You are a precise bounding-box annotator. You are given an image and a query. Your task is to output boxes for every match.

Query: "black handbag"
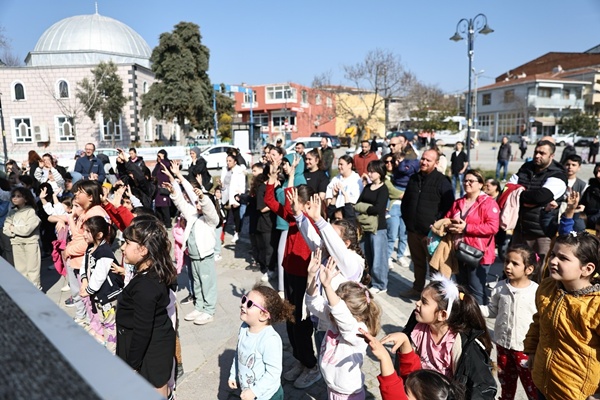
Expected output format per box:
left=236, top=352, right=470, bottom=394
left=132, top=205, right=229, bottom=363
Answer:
left=455, top=242, right=484, bottom=270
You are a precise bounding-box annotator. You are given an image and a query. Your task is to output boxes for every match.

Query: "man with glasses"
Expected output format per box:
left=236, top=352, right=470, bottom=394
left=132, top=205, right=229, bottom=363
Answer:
left=74, top=143, right=105, bottom=183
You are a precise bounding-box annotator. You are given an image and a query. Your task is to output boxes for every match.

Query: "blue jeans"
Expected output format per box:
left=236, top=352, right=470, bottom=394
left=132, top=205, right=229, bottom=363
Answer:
left=362, top=229, right=389, bottom=290
left=496, top=160, right=509, bottom=180
left=386, top=202, right=407, bottom=260
left=452, top=173, right=464, bottom=197
left=456, top=262, right=490, bottom=305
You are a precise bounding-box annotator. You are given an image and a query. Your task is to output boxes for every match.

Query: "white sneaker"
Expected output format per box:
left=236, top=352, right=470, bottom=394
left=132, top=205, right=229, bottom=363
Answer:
left=398, top=256, right=411, bottom=268
left=193, top=313, right=214, bottom=325
left=60, top=284, right=71, bottom=292
left=294, top=366, right=322, bottom=389
left=283, top=360, right=304, bottom=382
left=370, top=288, right=388, bottom=295
left=231, top=233, right=239, bottom=243
left=214, top=254, right=222, bottom=261
left=184, top=310, right=203, bottom=321
left=261, top=272, right=269, bottom=282
left=388, top=258, right=394, bottom=270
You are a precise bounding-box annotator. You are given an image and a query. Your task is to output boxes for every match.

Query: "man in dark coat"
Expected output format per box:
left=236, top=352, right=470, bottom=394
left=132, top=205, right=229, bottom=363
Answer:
left=400, top=149, right=454, bottom=298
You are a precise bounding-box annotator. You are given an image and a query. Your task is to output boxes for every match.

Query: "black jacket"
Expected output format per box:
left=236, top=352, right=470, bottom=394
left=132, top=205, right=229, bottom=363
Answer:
left=497, top=143, right=512, bottom=161
left=400, top=313, right=497, bottom=400
left=401, top=170, right=454, bottom=235
left=581, top=178, right=600, bottom=229
left=515, top=160, right=567, bottom=237
left=187, top=156, right=213, bottom=191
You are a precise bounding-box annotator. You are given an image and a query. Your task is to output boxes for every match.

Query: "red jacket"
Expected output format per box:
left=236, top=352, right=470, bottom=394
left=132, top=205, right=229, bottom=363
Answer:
left=445, top=193, right=500, bottom=265
left=353, top=151, right=379, bottom=177
left=377, top=350, right=421, bottom=400
left=264, top=184, right=316, bottom=277
left=102, top=202, right=134, bottom=232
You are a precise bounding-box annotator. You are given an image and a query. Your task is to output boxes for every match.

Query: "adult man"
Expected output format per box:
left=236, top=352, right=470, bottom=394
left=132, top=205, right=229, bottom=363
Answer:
left=74, top=143, right=105, bottom=182
left=401, top=149, right=454, bottom=298
left=496, top=136, right=512, bottom=181
left=390, top=134, right=418, bottom=160
left=353, top=140, right=379, bottom=176
left=294, top=142, right=307, bottom=169
left=319, top=137, right=334, bottom=177
left=508, top=140, right=567, bottom=259
left=450, top=142, right=468, bottom=197
left=558, top=142, right=576, bottom=165
left=128, top=148, right=145, bottom=169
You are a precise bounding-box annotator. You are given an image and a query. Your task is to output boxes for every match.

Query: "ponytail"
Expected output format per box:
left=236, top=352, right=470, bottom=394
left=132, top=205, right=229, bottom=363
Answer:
left=447, top=289, right=493, bottom=355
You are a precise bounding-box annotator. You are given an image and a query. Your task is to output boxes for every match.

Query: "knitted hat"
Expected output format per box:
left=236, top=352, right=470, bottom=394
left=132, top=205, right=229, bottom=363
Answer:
left=191, top=147, right=201, bottom=157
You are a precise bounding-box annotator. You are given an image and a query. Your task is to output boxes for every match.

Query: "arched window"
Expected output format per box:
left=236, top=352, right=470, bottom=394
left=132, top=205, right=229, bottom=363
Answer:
left=58, top=80, right=69, bottom=98
left=143, top=81, right=148, bottom=94
left=14, top=83, right=25, bottom=100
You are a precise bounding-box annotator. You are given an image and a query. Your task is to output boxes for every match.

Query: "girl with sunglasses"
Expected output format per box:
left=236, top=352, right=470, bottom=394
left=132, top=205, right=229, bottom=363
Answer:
left=228, top=284, right=295, bottom=400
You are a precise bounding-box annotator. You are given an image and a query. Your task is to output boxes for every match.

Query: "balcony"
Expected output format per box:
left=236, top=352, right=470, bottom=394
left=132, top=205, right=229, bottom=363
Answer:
left=527, top=96, right=585, bottom=110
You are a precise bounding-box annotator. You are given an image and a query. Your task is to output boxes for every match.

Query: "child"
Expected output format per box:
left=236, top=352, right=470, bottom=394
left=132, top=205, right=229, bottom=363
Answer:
left=116, top=216, right=177, bottom=398
left=163, top=161, right=220, bottom=326
left=382, top=274, right=497, bottom=399
left=360, top=327, right=464, bottom=400
left=79, top=216, right=124, bottom=353
left=563, top=154, right=586, bottom=196
left=228, top=284, right=295, bottom=400
left=305, top=257, right=381, bottom=399
left=524, top=232, right=600, bottom=400
left=3, top=187, right=41, bottom=288
left=480, top=245, right=539, bottom=400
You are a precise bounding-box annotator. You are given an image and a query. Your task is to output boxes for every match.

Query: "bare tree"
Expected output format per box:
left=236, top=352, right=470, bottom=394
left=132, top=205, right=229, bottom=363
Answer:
left=1, top=49, right=22, bottom=66
left=316, top=49, right=414, bottom=148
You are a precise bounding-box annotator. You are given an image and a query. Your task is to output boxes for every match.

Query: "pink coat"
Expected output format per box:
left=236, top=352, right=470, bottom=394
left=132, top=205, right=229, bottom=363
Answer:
left=445, top=193, right=500, bottom=265
left=172, top=222, right=185, bottom=274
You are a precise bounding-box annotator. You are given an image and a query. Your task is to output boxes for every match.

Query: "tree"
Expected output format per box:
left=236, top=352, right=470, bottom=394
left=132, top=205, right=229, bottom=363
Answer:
left=407, top=82, right=458, bottom=131
left=0, top=26, right=22, bottom=66
left=141, top=22, right=213, bottom=139
left=316, top=48, right=414, bottom=148
left=215, top=90, right=235, bottom=139
left=76, top=61, right=128, bottom=146
left=560, top=111, right=599, bottom=137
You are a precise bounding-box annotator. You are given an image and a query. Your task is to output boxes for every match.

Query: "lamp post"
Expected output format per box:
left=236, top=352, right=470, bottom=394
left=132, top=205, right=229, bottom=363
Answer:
left=0, top=92, right=7, bottom=170
left=450, top=13, right=493, bottom=164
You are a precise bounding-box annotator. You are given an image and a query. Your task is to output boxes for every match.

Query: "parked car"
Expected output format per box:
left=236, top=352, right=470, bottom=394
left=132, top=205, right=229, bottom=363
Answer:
left=286, top=137, right=325, bottom=154
left=552, top=132, right=575, bottom=146
left=387, top=130, right=417, bottom=142
left=95, top=148, right=120, bottom=170
left=574, top=136, right=596, bottom=147
left=310, top=132, right=341, bottom=148
left=182, top=144, right=252, bottom=170
left=435, top=129, right=480, bottom=147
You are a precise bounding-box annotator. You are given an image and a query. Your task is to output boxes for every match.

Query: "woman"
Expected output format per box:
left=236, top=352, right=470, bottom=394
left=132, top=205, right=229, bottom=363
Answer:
left=151, top=149, right=173, bottom=228
left=355, top=160, right=389, bottom=293
left=325, top=155, right=363, bottom=210
left=483, top=178, right=502, bottom=201
left=187, top=147, right=212, bottom=190
left=220, top=154, right=246, bottom=243
left=445, top=169, right=499, bottom=305
left=24, top=150, right=42, bottom=177
left=383, top=154, right=407, bottom=269
left=580, top=163, right=600, bottom=229
left=303, top=149, right=329, bottom=200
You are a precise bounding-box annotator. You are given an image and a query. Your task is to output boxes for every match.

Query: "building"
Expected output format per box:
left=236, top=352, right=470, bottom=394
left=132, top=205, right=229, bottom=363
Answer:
left=232, top=83, right=336, bottom=143
left=0, top=12, right=178, bottom=163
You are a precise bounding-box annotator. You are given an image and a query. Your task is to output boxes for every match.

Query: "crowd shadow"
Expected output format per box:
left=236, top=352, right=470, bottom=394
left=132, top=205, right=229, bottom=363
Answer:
left=217, top=349, right=237, bottom=399
left=40, top=256, right=63, bottom=294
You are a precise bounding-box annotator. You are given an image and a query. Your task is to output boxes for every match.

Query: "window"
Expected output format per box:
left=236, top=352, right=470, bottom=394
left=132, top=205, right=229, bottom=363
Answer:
left=315, top=94, right=322, bottom=105
left=58, top=80, right=69, bottom=98
left=326, top=97, right=332, bottom=107
left=503, top=90, right=514, bottom=103
left=497, top=112, right=523, bottom=136
left=538, top=88, right=551, bottom=98
left=13, top=117, right=32, bottom=143
left=265, top=85, right=296, bottom=103
left=562, top=89, right=571, bottom=99
left=243, top=90, right=255, bottom=104
left=56, top=116, right=75, bottom=142
left=143, top=81, right=148, bottom=94
left=144, top=119, right=153, bottom=141
left=301, top=90, right=308, bottom=104
left=13, top=82, right=25, bottom=101
left=100, top=115, right=122, bottom=141
left=482, top=93, right=491, bottom=105
left=272, top=116, right=296, bottom=127
left=251, top=113, right=269, bottom=127
left=155, top=124, right=164, bottom=140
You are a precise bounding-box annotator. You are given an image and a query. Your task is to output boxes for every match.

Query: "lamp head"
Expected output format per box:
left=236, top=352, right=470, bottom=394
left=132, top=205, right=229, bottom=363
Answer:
left=449, top=32, right=464, bottom=42
left=479, top=24, right=494, bottom=35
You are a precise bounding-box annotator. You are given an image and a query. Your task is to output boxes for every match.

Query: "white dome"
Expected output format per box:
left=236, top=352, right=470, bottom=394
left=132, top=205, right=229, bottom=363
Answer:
left=26, top=14, right=151, bottom=67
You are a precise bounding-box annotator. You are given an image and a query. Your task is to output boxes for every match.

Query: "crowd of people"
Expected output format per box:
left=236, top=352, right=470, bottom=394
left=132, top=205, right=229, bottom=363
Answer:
left=3, top=134, right=600, bottom=400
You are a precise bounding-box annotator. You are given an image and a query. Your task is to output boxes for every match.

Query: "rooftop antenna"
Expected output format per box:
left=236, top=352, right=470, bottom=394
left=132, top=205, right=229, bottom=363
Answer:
left=95, top=1, right=98, bottom=14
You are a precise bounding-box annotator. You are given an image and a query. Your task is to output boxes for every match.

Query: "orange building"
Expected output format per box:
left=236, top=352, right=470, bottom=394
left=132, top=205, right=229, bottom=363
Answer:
left=231, top=83, right=336, bottom=143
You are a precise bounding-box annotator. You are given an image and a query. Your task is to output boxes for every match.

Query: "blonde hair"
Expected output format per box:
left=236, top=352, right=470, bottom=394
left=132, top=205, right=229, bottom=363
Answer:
left=336, top=281, right=381, bottom=336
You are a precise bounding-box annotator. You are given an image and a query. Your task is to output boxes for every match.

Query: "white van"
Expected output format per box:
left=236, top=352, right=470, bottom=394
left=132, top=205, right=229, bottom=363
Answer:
left=285, top=137, right=325, bottom=154
left=435, top=129, right=480, bottom=147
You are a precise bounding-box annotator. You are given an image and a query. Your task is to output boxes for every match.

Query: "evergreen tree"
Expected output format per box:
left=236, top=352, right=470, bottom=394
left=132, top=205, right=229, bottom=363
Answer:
left=141, top=22, right=214, bottom=138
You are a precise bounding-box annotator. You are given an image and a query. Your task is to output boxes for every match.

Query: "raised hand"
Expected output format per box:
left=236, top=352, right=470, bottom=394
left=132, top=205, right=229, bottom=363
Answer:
left=319, top=257, right=339, bottom=288
left=162, top=182, right=174, bottom=194
left=160, top=161, right=175, bottom=182
left=306, top=194, right=322, bottom=222
left=193, top=187, right=204, bottom=200
left=286, top=187, right=301, bottom=216
left=291, top=154, right=301, bottom=170
left=170, top=160, right=182, bottom=177
left=380, top=331, right=411, bottom=353
left=39, top=186, right=48, bottom=200
left=307, top=247, right=322, bottom=277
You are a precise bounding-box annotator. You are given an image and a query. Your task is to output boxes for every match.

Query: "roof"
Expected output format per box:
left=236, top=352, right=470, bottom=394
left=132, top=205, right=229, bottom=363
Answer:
left=478, top=71, right=590, bottom=92
left=25, top=13, right=151, bottom=68
left=495, top=52, right=600, bottom=82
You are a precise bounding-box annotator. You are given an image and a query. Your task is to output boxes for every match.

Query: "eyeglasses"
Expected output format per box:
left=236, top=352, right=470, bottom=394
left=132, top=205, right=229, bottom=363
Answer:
left=385, top=160, right=393, bottom=164
left=389, top=144, right=397, bottom=147
left=463, top=179, right=480, bottom=185
left=241, top=295, right=269, bottom=314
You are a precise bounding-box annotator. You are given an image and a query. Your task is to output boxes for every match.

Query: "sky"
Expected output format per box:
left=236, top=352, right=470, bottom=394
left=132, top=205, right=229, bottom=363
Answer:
left=1, top=0, right=600, bottom=95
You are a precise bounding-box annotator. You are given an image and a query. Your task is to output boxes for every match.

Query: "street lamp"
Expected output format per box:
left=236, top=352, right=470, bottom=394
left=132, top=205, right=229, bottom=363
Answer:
left=0, top=92, right=7, bottom=171
left=450, top=13, right=494, bottom=164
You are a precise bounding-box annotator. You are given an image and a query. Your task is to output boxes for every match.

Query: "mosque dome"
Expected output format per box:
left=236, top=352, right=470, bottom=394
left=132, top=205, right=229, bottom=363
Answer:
left=26, top=13, right=151, bottom=68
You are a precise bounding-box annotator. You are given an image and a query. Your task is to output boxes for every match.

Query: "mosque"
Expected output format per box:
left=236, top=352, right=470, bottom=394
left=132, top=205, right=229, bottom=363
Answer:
left=0, top=10, right=178, bottom=162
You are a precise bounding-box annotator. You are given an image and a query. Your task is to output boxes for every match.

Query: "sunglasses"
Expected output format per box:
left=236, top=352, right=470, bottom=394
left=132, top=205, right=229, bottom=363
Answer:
left=241, top=295, right=269, bottom=314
